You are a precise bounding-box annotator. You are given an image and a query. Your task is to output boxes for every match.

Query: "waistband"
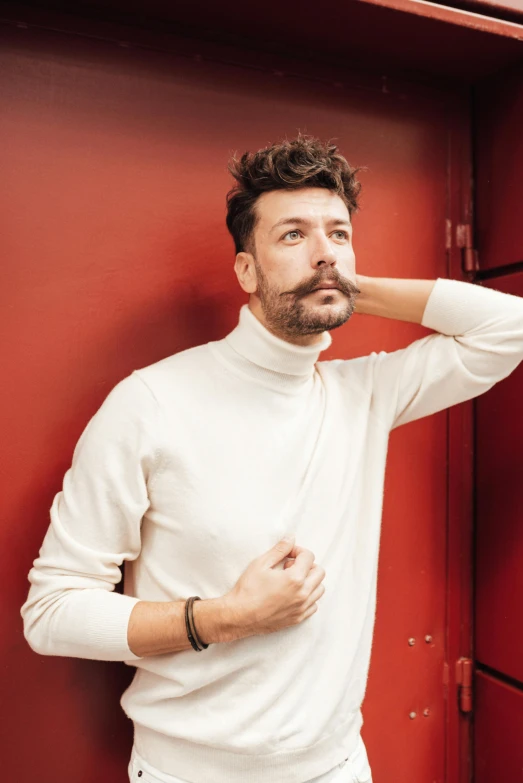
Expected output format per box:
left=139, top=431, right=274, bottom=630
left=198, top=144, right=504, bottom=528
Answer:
left=132, top=710, right=364, bottom=783
left=130, top=738, right=373, bottom=783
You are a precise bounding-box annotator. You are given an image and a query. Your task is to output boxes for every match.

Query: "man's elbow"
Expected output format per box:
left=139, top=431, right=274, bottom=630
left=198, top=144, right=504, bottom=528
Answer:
left=20, top=596, right=62, bottom=657
left=21, top=607, right=56, bottom=655
left=22, top=616, right=54, bottom=656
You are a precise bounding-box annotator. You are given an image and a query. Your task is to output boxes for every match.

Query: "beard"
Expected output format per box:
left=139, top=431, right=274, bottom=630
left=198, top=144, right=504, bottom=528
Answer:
left=253, top=259, right=361, bottom=338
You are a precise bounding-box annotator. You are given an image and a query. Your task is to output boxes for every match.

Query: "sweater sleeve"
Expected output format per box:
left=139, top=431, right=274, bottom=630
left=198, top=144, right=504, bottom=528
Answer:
left=20, top=370, right=161, bottom=662
left=371, top=278, right=523, bottom=431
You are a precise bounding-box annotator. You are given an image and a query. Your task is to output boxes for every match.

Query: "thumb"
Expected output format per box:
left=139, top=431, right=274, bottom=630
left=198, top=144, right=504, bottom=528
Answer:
left=261, top=535, right=295, bottom=568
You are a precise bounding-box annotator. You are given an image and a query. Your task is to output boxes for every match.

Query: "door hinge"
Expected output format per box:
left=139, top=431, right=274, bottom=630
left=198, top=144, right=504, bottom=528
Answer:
left=456, top=657, right=474, bottom=714
left=456, top=224, right=479, bottom=274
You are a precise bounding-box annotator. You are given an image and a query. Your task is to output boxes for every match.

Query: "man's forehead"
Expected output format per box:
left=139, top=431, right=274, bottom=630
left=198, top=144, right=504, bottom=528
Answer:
left=256, top=188, right=350, bottom=229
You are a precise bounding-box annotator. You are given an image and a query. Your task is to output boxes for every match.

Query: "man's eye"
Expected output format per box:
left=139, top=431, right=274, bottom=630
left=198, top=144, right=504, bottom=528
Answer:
left=283, top=230, right=349, bottom=241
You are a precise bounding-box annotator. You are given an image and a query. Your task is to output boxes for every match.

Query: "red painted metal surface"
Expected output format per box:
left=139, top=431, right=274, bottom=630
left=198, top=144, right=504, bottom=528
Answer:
left=475, top=271, right=523, bottom=684
left=1, top=0, right=522, bottom=82
left=466, top=0, right=523, bottom=13
left=435, top=0, right=523, bottom=23
left=446, top=144, right=476, bottom=782
left=475, top=63, right=523, bottom=271
left=443, top=93, right=476, bottom=783
left=474, top=671, right=523, bottom=783
left=0, top=10, right=481, bottom=783
left=456, top=659, right=474, bottom=713
left=360, top=0, right=523, bottom=34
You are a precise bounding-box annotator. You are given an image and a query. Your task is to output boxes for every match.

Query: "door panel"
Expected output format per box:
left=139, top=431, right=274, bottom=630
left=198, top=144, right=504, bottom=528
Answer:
left=474, top=671, right=523, bottom=783
left=475, top=272, right=523, bottom=683
left=475, top=64, right=523, bottom=271
left=1, top=21, right=459, bottom=783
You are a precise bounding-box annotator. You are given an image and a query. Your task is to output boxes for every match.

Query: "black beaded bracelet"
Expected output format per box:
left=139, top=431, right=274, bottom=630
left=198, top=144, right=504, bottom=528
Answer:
left=185, top=596, right=209, bottom=651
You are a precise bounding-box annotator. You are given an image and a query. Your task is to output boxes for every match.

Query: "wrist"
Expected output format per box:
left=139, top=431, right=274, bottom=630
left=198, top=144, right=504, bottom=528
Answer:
left=353, top=274, right=370, bottom=313
left=191, top=595, right=246, bottom=645
left=353, top=275, right=434, bottom=323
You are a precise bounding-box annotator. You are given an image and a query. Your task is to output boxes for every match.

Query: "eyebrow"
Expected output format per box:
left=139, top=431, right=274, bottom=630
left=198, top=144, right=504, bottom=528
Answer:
left=270, top=216, right=352, bottom=234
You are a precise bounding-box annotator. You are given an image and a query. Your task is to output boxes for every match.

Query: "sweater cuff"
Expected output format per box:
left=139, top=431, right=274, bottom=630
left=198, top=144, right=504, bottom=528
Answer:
left=421, top=277, right=481, bottom=336
left=84, top=590, right=143, bottom=661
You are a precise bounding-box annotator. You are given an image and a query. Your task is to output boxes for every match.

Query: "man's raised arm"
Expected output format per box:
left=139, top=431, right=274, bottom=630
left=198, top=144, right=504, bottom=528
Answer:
left=351, top=275, right=523, bottom=431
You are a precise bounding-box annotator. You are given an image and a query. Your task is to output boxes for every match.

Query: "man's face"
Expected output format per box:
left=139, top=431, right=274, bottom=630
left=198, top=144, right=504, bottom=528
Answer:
left=234, top=187, right=360, bottom=344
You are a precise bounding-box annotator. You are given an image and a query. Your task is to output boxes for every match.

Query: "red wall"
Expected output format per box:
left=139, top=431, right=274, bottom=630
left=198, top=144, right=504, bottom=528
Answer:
left=1, top=21, right=465, bottom=783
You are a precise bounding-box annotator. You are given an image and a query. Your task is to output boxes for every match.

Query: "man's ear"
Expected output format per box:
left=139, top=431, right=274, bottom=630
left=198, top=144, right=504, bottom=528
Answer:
left=234, top=251, right=257, bottom=294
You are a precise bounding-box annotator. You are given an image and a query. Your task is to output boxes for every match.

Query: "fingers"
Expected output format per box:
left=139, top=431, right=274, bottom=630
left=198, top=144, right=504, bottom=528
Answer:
left=303, top=563, right=326, bottom=590
left=287, top=544, right=308, bottom=559
left=262, top=536, right=297, bottom=569
left=302, top=580, right=326, bottom=610
left=289, top=548, right=316, bottom=581
left=283, top=545, right=313, bottom=572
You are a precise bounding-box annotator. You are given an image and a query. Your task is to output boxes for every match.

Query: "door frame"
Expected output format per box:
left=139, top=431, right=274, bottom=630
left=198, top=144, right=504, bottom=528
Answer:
left=446, top=90, right=476, bottom=783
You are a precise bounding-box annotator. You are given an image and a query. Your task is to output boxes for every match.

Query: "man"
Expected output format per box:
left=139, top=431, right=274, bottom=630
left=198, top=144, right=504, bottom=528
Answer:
left=21, top=133, right=523, bottom=783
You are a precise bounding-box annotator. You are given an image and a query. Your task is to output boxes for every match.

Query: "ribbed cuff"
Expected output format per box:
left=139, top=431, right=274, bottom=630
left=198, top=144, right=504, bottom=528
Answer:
left=421, top=277, right=483, bottom=336
left=84, top=590, right=143, bottom=661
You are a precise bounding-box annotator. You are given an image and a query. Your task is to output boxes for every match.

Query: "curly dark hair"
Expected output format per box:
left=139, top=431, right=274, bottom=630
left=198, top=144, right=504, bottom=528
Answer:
left=225, top=133, right=364, bottom=256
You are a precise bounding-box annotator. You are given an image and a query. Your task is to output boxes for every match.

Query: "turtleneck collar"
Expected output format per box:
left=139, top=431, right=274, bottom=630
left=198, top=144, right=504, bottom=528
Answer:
left=223, top=304, right=332, bottom=377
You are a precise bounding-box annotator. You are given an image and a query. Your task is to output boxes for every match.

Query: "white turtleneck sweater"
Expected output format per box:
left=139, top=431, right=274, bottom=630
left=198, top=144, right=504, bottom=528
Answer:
left=21, top=278, right=523, bottom=783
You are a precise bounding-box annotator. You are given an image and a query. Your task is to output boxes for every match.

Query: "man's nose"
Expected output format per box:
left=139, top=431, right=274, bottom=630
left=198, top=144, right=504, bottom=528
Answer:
left=310, top=235, right=337, bottom=268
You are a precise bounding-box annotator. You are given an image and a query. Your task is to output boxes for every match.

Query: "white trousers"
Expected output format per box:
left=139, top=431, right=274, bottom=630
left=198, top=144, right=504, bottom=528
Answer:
left=128, top=734, right=373, bottom=783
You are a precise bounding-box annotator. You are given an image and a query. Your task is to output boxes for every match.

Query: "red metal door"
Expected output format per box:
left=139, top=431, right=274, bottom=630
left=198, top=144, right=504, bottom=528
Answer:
left=474, top=272, right=523, bottom=783
left=472, top=58, right=523, bottom=782
left=475, top=63, right=523, bottom=272
left=1, top=18, right=471, bottom=783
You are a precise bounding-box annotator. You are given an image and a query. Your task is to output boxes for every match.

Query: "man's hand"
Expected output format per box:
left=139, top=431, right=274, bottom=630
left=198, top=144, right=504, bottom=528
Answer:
left=127, top=536, right=326, bottom=657
left=223, top=536, right=326, bottom=638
